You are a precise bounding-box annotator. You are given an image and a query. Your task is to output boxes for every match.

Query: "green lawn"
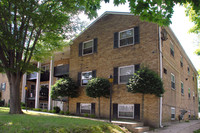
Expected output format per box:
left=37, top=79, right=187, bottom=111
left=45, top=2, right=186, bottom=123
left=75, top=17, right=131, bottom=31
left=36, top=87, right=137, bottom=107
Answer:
left=0, top=107, right=125, bottom=133
left=194, top=129, right=200, bottom=133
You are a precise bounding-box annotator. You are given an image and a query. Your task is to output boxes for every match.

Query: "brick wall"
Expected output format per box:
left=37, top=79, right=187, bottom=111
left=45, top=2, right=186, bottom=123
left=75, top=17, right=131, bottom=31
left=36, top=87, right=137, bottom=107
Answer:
left=69, top=14, right=160, bottom=127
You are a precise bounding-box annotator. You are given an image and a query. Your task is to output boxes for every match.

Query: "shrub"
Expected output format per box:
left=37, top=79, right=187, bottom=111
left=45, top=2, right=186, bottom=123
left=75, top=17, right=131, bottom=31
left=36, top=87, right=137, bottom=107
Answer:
left=59, top=111, right=64, bottom=115
left=90, top=114, right=96, bottom=118
left=52, top=110, right=56, bottom=113
left=42, top=109, right=47, bottom=112
left=83, top=113, right=89, bottom=117
left=33, top=108, right=42, bottom=111
left=53, top=106, right=60, bottom=113
left=21, top=107, right=26, bottom=109
left=48, top=110, right=53, bottom=113
left=21, top=102, right=25, bottom=107
left=64, top=111, right=70, bottom=115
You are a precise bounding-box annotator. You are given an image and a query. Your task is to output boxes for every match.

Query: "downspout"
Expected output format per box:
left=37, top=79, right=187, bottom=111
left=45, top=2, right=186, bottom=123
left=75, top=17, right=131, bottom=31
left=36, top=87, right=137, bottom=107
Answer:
left=159, top=26, right=163, bottom=128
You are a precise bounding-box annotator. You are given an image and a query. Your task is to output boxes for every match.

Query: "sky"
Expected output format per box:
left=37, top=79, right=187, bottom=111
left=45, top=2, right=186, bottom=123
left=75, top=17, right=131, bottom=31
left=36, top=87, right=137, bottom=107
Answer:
left=79, top=1, right=200, bottom=70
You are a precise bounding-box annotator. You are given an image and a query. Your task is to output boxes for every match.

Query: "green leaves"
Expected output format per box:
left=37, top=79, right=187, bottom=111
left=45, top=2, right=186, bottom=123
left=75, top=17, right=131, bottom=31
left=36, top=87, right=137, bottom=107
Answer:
left=127, top=67, right=164, bottom=97
left=51, top=76, right=79, bottom=100
left=85, top=78, right=110, bottom=98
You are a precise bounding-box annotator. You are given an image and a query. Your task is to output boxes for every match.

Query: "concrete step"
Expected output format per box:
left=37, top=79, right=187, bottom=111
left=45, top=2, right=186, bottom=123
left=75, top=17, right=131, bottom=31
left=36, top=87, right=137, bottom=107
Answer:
left=112, top=121, right=149, bottom=133
left=112, top=121, right=143, bottom=128
left=132, top=126, right=149, bottom=133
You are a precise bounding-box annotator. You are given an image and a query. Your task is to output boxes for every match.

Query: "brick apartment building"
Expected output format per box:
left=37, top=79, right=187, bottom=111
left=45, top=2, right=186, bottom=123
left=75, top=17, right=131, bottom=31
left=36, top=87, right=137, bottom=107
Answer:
left=0, top=12, right=199, bottom=127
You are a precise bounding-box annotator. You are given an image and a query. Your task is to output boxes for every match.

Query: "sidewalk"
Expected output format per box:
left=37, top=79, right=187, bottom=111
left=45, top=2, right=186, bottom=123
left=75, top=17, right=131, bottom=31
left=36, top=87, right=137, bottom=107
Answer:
left=149, top=120, right=200, bottom=133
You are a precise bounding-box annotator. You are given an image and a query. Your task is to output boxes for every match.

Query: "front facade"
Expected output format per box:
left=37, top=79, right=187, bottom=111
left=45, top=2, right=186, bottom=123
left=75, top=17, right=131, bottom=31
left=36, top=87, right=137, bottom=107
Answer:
left=0, top=12, right=198, bottom=127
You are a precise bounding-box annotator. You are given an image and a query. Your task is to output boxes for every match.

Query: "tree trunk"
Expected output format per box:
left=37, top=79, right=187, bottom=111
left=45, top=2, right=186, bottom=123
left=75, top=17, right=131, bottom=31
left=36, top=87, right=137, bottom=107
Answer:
left=98, top=97, right=100, bottom=118
left=142, top=93, right=144, bottom=121
left=67, top=96, right=69, bottom=112
left=8, top=73, right=23, bottom=114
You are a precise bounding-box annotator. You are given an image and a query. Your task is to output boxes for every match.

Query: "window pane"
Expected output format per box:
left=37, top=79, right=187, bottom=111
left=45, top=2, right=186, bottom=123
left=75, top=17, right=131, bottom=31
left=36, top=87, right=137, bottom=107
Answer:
left=120, top=37, right=133, bottom=46
left=84, top=41, right=93, bottom=49
left=118, top=104, right=134, bottom=118
left=171, top=74, right=174, bottom=82
left=83, top=47, right=92, bottom=55
left=82, top=72, right=92, bottom=79
left=119, top=112, right=133, bottom=117
left=120, top=66, right=134, bottom=76
left=120, top=75, right=132, bottom=83
left=81, top=104, right=91, bottom=114
left=120, top=29, right=133, bottom=39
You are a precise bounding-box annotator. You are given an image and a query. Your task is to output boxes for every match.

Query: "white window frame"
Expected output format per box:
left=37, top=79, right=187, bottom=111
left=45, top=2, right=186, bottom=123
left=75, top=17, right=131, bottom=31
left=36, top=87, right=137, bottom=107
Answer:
left=118, top=104, right=134, bottom=119
left=80, top=103, right=91, bottom=114
left=193, top=91, right=195, bottom=100
left=118, top=28, right=134, bottom=48
left=82, top=39, right=94, bottom=56
left=171, top=107, right=175, bottom=120
left=170, top=41, right=174, bottom=56
left=1, top=83, right=6, bottom=91
left=118, top=65, right=135, bottom=84
left=180, top=55, right=183, bottom=67
left=181, top=81, right=184, bottom=95
left=171, top=73, right=175, bottom=90
left=188, top=66, right=190, bottom=75
left=81, top=71, right=92, bottom=86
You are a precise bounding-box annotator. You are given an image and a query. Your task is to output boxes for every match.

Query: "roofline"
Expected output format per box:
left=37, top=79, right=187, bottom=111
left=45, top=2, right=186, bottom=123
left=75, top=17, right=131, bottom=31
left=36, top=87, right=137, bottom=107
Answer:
left=166, top=26, right=198, bottom=74
left=72, top=11, right=134, bottom=41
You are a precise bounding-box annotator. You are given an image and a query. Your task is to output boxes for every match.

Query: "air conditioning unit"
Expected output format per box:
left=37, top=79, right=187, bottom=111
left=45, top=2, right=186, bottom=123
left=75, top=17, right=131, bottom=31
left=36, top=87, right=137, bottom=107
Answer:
left=161, top=29, right=168, bottom=41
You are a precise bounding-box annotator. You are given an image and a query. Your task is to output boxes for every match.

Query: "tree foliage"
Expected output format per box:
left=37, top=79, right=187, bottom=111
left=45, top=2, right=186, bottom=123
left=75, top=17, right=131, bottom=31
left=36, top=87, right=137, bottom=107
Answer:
left=86, top=78, right=110, bottom=98
left=127, top=67, right=164, bottom=97
left=51, top=76, right=78, bottom=100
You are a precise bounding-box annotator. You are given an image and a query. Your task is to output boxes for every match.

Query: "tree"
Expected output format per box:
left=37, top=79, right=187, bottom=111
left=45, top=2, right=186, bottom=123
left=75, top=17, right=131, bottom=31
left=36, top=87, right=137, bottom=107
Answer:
left=127, top=67, right=164, bottom=120
left=85, top=78, right=110, bottom=117
left=51, top=76, right=78, bottom=111
left=0, top=0, right=110, bottom=114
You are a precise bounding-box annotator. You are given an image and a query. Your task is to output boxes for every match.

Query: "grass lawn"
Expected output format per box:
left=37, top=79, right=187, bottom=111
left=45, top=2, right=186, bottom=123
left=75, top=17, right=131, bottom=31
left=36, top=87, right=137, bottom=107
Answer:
left=0, top=107, right=125, bottom=133
left=194, top=129, right=200, bottom=133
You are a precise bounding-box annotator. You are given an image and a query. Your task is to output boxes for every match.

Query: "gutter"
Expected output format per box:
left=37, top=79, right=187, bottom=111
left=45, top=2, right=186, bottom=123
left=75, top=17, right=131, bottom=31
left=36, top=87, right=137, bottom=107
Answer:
left=159, top=26, right=163, bottom=128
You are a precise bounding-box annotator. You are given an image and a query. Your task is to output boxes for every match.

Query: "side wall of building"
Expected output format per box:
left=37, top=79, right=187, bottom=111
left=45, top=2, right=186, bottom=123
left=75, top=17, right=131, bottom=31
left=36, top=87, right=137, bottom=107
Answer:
left=162, top=27, right=199, bottom=122
left=0, top=73, right=10, bottom=106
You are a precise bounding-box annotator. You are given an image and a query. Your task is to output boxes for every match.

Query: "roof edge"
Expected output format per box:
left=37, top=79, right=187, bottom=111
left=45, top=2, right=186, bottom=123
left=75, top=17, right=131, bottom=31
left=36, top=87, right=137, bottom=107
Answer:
left=72, top=11, right=134, bottom=41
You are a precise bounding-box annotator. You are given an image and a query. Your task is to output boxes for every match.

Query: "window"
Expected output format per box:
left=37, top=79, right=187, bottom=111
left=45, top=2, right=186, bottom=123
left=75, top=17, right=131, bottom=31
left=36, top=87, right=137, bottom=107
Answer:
left=83, top=40, right=93, bottom=55
left=180, top=56, right=183, bottom=67
left=164, top=68, right=167, bottom=74
left=80, top=103, right=91, bottom=114
left=181, top=82, right=184, bottom=95
left=40, top=103, right=48, bottom=109
left=0, top=83, right=6, bottom=91
left=41, top=65, right=49, bottom=72
left=118, top=104, right=134, bottom=118
left=171, top=73, right=175, bottom=89
left=81, top=71, right=92, bottom=86
left=188, top=66, right=190, bottom=75
left=193, top=91, right=195, bottom=100
left=171, top=107, right=175, bottom=120
left=193, top=73, right=195, bottom=81
left=119, top=28, right=134, bottom=47
left=170, top=41, right=174, bottom=56
left=188, top=110, right=191, bottom=119
left=188, top=88, right=191, bottom=98
left=119, top=65, right=134, bottom=84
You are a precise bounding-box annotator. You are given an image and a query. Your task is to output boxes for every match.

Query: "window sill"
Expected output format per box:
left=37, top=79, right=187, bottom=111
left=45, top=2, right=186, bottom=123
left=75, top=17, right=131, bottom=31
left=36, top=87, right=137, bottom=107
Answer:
left=171, top=88, right=176, bottom=90
left=82, top=52, right=94, bottom=57
left=118, top=43, right=135, bottom=48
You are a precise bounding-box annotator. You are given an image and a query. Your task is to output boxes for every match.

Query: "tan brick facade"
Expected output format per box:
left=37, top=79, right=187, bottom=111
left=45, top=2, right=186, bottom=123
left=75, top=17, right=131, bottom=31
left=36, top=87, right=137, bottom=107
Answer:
left=69, top=13, right=198, bottom=127
left=0, top=73, right=10, bottom=106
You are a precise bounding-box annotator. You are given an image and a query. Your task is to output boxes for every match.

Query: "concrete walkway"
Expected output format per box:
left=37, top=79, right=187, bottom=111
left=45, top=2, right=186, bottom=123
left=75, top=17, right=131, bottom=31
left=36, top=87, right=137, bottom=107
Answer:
left=149, top=120, right=200, bottom=133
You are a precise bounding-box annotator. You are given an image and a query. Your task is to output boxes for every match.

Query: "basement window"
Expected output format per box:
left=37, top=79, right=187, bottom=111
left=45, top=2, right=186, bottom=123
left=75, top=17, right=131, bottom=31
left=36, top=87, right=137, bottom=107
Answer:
left=80, top=103, right=91, bottom=114
left=118, top=104, right=134, bottom=118
left=171, top=107, right=175, bottom=120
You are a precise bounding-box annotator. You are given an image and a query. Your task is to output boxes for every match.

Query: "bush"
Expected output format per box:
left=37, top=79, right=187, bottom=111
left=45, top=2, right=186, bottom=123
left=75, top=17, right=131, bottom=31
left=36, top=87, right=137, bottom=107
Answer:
left=90, top=114, right=96, bottom=118
left=52, top=110, right=57, bottom=113
left=83, top=113, right=89, bottom=117
left=42, top=109, right=47, bottom=112
left=53, top=106, right=60, bottom=113
left=48, top=110, right=53, bottom=113
left=21, top=102, right=25, bottom=107
left=21, top=106, right=26, bottom=109
left=59, top=111, right=64, bottom=115
left=64, top=111, right=70, bottom=115
left=33, top=108, right=42, bottom=111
